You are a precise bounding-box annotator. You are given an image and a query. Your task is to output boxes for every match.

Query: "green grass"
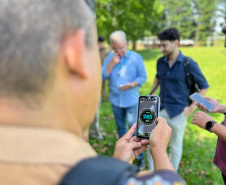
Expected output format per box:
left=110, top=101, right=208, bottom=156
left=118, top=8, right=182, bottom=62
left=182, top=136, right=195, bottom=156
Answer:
left=90, top=46, right=226, bottom=185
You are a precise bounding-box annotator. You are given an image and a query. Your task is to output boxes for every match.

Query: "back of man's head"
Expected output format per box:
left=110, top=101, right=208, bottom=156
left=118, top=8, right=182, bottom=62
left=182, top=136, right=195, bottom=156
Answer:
left=157, top=27, right=180, bottom=41
left=0, top=0, right=93, bottom=102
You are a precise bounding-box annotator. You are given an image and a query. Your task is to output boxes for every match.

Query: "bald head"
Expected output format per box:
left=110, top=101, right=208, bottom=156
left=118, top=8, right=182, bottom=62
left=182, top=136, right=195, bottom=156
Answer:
left=0, top=0, right=94, bottom=101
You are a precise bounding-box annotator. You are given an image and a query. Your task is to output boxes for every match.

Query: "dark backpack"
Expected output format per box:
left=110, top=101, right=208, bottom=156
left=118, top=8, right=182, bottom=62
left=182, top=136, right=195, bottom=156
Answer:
left=183, top=56, right=199, bottom=104
left=59, top=156, right=139, bottom=185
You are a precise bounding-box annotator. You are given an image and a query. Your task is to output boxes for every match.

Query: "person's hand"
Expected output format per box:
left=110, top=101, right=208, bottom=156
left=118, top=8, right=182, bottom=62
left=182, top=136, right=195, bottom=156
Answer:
left=149, top=117, right=171, bottom=152
left=183, top=106, right=193, bottom=118
left=194, top=97, right=220, bottom=113
left=192, top=111, right=213, bottom=129
left=113, top=123, right=149, bottom=164
left=110, top=53, right=120, bottom=66
left=118, top=82, right=134, bottom=91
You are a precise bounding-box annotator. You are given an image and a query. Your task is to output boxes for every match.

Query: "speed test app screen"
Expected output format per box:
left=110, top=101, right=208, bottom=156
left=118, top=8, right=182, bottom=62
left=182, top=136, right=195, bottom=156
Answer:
left=137, top=96, right=159, bottom=138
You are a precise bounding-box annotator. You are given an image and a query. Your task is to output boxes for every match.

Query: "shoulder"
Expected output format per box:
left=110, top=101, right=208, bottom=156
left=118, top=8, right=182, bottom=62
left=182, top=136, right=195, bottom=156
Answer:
left=127, top=170, right=186, bottom=185
left=157, top=56, right=165, bottom=62
left=157, top=56, right=166, bottom=66
left=128, top=51, right=144, bottom=65
left=130, top=51, right=143, bottom=59
left=184, top=56, right=199, bottom=69
left=60, top=156, right=139, bottom=185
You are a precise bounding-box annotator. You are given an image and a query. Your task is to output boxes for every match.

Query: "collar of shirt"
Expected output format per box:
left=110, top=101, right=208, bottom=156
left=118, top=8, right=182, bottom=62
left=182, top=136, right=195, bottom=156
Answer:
left=163, top=50, right=185, bottom=64
left=123, top=50, right=130, bottom=58
left=0, top=125, right=97, bottom=166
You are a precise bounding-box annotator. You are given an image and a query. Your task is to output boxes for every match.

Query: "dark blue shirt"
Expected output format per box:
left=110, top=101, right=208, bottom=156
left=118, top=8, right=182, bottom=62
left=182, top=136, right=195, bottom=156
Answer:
left=156, top=51, right=209, bottom=118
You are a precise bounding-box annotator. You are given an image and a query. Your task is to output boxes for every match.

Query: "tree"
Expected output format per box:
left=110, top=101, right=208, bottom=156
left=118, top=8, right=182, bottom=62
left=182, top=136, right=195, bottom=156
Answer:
left=192, top=0, right=217, bottom=45
left=96, top=0, right=161, bottom=50
left=217, top=0, right=226, bottom=26
left=158, top=0, right=217, bottom=45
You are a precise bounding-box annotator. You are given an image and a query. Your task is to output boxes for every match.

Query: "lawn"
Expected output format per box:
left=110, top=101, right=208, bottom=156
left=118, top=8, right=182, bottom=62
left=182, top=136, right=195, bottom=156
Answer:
left=90, top=46, right=226, bottom=185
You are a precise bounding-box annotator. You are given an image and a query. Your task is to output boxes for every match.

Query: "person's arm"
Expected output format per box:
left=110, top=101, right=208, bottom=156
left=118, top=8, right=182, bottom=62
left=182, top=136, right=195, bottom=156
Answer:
left=192, top=111, right=226, bottom=141
left=119, top=54, right=147, bottom=91
left=150, top=77, right=159, bottom=95
left=149, top=118, right=174, bottom=171
left=184, top=60, right=209, bottom=117
left=184, top=88, right=208, bottom=117
left=195, top=96, right=226, bottom=113
left=113, top=123, right=149, bottom=164
left=106, top=54, right=120, bottom=75
left=211, top=123, right=226, bottom=142
left=113, top=118, right=174, bottom=171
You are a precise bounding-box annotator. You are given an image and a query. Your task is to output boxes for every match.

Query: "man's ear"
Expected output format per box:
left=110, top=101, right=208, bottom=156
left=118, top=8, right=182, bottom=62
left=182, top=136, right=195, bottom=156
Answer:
left=63, top=29, right=88, bottom=79
left=175, top=40, right=179, bottom=47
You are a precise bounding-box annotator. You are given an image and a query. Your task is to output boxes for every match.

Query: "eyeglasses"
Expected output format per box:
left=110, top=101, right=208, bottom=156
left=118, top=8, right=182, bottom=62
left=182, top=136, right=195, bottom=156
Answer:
left=113, top=45, right=126, bottom=52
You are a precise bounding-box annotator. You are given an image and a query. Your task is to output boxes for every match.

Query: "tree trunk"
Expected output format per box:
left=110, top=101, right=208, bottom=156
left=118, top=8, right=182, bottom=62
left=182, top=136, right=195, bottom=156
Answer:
left=132, top=40, right=136, bottom=50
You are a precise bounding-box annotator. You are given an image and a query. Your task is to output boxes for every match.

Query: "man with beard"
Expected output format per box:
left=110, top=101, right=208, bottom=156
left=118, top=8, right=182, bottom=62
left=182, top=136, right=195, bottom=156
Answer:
left=147, top=27, right=209, bottom=171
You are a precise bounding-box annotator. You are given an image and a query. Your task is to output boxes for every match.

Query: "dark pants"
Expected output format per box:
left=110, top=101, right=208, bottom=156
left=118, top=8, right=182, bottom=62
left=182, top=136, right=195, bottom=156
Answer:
left=111, top=104, right=144, bottom=160
left=222, top=173, right=226, bottom=185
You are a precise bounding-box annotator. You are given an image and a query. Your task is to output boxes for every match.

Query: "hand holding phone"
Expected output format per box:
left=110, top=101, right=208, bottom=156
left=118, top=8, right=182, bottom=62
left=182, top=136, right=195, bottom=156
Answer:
left=190, top=93, right=215, bottom=112
left=136, top=96, right=160, bottom=139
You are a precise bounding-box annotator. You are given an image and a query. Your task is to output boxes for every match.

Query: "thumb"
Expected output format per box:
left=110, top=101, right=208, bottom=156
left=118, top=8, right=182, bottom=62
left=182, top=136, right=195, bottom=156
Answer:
left=128, top=141, right=142, bottom=150
left=134, top=145, right=148, bottom=156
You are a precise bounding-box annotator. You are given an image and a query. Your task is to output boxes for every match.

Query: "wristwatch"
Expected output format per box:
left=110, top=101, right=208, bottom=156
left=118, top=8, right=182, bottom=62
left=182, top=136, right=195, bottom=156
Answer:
left=205, top=120, right=216, bottom=132
left=224, top=111, right=226, bottom=117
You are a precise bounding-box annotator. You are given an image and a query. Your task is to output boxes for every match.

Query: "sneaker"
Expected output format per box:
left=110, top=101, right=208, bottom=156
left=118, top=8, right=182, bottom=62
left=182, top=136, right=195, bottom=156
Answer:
left=136, top=158, right=145, bottom=170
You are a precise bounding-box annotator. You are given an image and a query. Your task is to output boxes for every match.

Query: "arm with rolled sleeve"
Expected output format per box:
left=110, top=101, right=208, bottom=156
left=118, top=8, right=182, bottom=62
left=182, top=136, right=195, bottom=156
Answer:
left=190, top=61, right=209, bottom=91
left=102, top=53, right=114, bottom=81
left=184, top=60, right=209, bottom=117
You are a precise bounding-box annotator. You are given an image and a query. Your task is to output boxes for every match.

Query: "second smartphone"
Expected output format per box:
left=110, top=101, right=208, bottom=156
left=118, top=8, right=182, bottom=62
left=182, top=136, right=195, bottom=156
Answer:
left=136, top=95, right=160, bottom=140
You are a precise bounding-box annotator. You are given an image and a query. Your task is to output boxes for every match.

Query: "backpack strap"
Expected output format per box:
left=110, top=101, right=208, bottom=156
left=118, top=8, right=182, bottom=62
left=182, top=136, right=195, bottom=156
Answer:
left=183, top=56, right=192, bottom=89
left=59, top=156, right=139, bottom=185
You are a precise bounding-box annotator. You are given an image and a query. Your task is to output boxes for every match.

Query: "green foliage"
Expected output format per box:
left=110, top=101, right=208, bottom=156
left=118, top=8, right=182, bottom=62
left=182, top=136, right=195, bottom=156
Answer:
left=96, top=0, right=220, bottom=46
left=159, top=0, right=218, bottom=44
left=90, top=45, right=226, bottom=185
left=96, top=0, right=161, bottom=43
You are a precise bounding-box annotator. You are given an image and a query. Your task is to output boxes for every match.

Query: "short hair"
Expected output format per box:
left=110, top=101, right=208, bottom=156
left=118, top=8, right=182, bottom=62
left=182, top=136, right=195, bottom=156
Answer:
left=0, top=0, right=94, bottom=102
left=222, top=24, right=226, bottom=34
left=157, top=27, right=180, bottom=41
left=110, top=30, right=127, bottom=44
left=98, top=36, right=105, bottom=42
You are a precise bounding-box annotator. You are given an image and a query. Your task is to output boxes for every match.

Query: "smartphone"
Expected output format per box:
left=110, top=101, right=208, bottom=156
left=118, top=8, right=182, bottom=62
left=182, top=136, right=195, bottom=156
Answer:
left=136, top=95, right=160, bottom=140
left=190, top=92, right=215, bottom=112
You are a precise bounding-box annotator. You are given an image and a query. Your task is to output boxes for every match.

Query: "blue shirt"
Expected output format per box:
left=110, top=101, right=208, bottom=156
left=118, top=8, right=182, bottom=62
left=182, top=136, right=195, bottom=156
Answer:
left=156, top=51, right=209, bottom=118
left=102, top=50, right=147, bottom=108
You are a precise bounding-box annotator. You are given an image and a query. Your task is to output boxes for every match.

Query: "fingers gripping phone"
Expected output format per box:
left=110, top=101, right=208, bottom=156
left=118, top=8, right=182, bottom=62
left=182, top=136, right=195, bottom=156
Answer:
left=136, top=96, right=160, bottom=139
left=190, top=92, right=215, bottom=112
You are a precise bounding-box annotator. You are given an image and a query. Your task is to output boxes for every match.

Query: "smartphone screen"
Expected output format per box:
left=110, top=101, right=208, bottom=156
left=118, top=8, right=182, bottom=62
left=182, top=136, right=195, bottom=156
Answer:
left=190, top=93, right=215, bottom=112
left=136, top=96, right=160, bottom=139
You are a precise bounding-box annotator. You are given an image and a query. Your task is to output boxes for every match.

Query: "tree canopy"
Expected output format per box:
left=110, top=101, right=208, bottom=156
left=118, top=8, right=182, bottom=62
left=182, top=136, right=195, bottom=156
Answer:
left=96, top=0, right=220, bottom=48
